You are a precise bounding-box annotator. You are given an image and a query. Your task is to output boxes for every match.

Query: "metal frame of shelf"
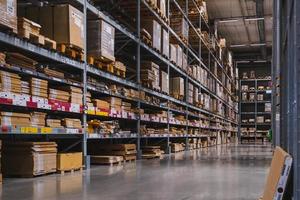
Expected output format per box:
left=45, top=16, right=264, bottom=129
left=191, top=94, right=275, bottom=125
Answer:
left=0, top=0, right=239, bottom=166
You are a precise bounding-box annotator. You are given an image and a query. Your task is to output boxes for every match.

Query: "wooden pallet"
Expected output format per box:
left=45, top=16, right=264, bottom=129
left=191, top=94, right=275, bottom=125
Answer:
left=90, top=156, right=124, bottom=166
left=142, top=81, right=161, bottom=92
left=124, top=155, right=137, bottom=162
left=5, top=170, right=57, bottom=178
left=57, top=44, right=84, bottom=61
left=141, top=35, right=152, bottom=47
left=44, top=37, right=57, bottom=50
left=0, top=24, right=17, bottom=34
left=18, top=29, right=45, bottom=46
left=172, top=94, right=184, bottom=101
left=57, top=167, right=83, bottom=175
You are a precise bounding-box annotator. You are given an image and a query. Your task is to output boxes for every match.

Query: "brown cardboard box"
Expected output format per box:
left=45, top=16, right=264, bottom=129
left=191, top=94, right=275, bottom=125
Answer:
left=170, top=17, right=189, bottom=41
left=62, top=118, right=82, bottom=129
left=103, top=97, right=122, bottom=107
left=261, top=147, right=292, bottom=200
left=2, top=142, right=57, bottom=177
left=170, top=44, right=177, bottom=63
left=161, top=29, right=169, bottom=58
left=157, top=0, right=166, bottom=18
left=57, top=152, right=82, bottom=171
left=175, top=45, right=183, bottom=68
left=182, top=53, right=187, bottom=71
left=88, top=19, right=115, bottom=62
left=171, top=77, right=184, bottom=97
left=141, top=20, right=161, bottom=51
left=0, top=0, right=17, bottom=33
left=24, top=4, right=84, bottom=49
left=160, top=70, right=169, bottom=94
left=93, top=99, right=110, bottom=110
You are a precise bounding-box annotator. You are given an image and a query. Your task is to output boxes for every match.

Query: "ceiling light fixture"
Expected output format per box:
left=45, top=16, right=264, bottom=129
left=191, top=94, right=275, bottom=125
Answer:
left=250, top=43, right=266, bottom=47
left=230, top=44, right=247, bottom=48
left=245, top=17, right=265, bottom=21
left=218, top=19, right=239, bottom=23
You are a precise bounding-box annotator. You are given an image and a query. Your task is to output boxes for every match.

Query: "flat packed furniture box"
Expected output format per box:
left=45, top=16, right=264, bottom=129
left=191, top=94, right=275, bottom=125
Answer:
left=57, top=152, right=82, bottom=171
left=22, top=4, right=84, bottom=49
left=0, top=0, right=17, bottom=33
left=141, top=19, right=161, bottom=51
left=2, top=142, right=57, bottom=177
left=88, top=19, right=115, bottom=62
left=261, top=147, right=292, bottom=200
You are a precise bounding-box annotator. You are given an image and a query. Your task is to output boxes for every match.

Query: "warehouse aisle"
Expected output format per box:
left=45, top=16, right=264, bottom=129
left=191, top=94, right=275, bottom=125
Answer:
left=0, top=144, right=272, bottom=200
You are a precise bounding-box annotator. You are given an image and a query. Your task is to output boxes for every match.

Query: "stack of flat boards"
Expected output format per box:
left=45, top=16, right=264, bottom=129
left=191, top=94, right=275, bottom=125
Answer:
left=142, top=146, right=162, bottom=159
left=89, top=144, right=137, bottom=161
left=2, top=142, right=57, bottom=177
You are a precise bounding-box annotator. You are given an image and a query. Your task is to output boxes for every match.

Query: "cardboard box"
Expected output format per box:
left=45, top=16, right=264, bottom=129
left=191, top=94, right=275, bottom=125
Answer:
left=161, top=29, right=169, bottom=58
left=2, top=142, right=57, bottom=177
left=0, top=0, right=17, bottom=33
left=88, top=19, right=115, bottom=62
left=170, top=44, right=177, bottom=63
left=157, top=0, right=166, bottom=18
left=170, top=17, right=189, bottom=41
left=171, top=77, right=184, bottom=97
left=57, top=152, right=82, bottom=171
left=93, top=99, right=110, bottom=110
left=261, top=147, right=292, bottom=200
left=175, top=45, right=183, bottom=68
left=182, top=53, right=187, bottom=71
left=142, top=20, right=161, bottom=51
left=24, top=4, right=84, bottom=49
left=160, top=70, right=169, bottom=94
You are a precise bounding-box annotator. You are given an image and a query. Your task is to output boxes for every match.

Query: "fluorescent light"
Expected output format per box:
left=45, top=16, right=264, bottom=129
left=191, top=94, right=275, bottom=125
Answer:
left=218, top=19, right=239, bottom=23
left=250, top=43, right=266, bottom=47
left=230, top=44, right=247, bottom=48
left=236, top=61, right=251, bottom=63
left=245, top=17, right=265, bottom=21
left=254, top=60, right=267, bottom=63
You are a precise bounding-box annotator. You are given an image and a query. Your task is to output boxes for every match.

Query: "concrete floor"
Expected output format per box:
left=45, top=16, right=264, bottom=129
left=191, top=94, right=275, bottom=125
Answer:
left=0, top=144, right=273, bottom=200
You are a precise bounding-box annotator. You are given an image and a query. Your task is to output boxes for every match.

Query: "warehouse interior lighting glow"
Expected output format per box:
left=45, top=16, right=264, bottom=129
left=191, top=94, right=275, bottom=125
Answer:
left=250, top=43, right=266, bottom=47
left=245, top=17, right=265, bottom=21
left=218, top=19, right=239, bottom=23
left=230, top=44, right=247, bottom=48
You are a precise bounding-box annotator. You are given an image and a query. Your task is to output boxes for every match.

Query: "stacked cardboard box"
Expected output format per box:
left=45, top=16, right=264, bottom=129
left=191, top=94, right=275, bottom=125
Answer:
left=30, top=78, right=48, bottom=98
left=93, top=99, right=110, bottom=112
left=0, top=52, right=5, bottom=65
left=0, top=0, right=17, bottom=33
left=141, top=61, right=160, bottom=91
left=142, top=146, right=162, bottom=159
left=161, top=29, right=169, bottom=58
left=62, top=118, right=82, bottom=129
left=46, top=119, right=62, bottom=128
left=187, top=83, right=193, bottom=104
left=170, top=143, right=185, bottom=153
left=121, top=102, right=131, bottom=113
left=170, top=16, right=189, bottom=41
left=21, top=80, right=30, bottom=94
left=103, top=97, right=122, bottom=112
left=30, top=112, right=46, bottom=127
left=175, top=45, right=183, bottom=68
left=194, top=87, right=199, bottom=105
left=42, top=67, right=65, bottom=79
left=49, top=88, right=70, bottom=102
left=23, top=4, right=84, bottom=49
left=65, top=86, right=82, bottom=105
left=0, top=71, right=21, bottom=93
left=182, top=53, right=187, bottom=72
left=170, top=44, right=177, bottom=63
left=157, top=0, right=166, bottom=18
left=141, top=19, right=161, bottom=51
left=88, top=144, right=137, bottom=161
left=170, top=77, right=185, bottom=98
left=160, top=70, right=169, bottom=94
left=57, top=152, right=82, bottom=171
left=5, top=53, right=37, bottom=71
left=0, top=112, right=31, bottom=126
left=88, top=19, right=115, bottom=62
left=2, top=142, right=57, bottom=177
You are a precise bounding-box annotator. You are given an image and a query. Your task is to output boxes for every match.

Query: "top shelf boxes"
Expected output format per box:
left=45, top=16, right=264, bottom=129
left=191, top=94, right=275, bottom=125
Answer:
left=0, top=0, right=17, bottom=33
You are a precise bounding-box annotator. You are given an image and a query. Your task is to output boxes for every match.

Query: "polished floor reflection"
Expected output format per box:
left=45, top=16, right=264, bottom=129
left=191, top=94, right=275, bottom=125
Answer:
left=0, top=144, right=273, bottom=200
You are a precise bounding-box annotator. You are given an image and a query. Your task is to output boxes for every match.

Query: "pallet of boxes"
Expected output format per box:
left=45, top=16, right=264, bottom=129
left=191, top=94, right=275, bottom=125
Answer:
left=2, top=142, right=57, bottom=177
left=89, top=144, right=137, bottom=165
left=88, top=19, right=126, bottom=78
left=20, top=4, right=85, bottom=60
left=141, top=61, right=160, bottom=91
left=0, top=0, right=17, bottom=33
left=142, top=146, right=162, bottom=159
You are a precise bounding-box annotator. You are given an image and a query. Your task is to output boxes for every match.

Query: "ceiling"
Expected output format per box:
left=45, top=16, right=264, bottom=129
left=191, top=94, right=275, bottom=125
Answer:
left=206, top=0, right=273, bottom=61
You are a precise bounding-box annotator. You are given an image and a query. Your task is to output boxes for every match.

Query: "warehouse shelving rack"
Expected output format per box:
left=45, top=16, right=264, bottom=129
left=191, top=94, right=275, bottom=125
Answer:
left=238, top=78, right=272, bottom=144
left=274, top=0, right=300, bottom=198
left=0, top=0, right=238, bottom=167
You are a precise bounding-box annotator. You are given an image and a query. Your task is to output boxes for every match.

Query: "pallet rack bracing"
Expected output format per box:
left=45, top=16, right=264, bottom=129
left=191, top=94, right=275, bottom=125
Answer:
left=0, top=0, right=238, bottom=167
